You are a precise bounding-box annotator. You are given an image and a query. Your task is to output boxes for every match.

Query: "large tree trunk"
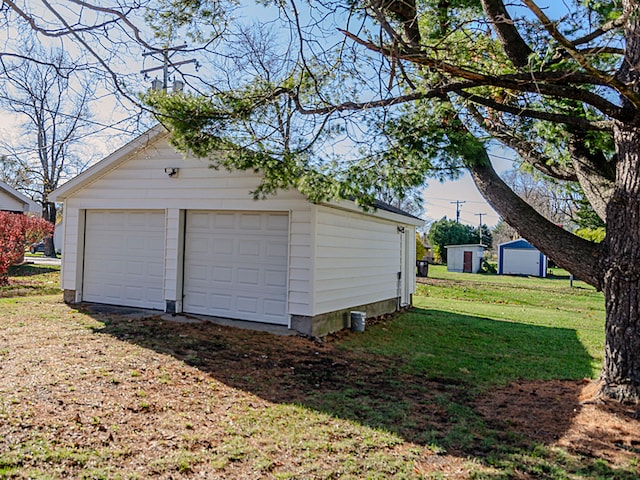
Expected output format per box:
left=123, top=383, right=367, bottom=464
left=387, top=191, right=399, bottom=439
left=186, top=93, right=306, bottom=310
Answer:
left=597, top=0, right=640, bottom=402
left=599, top=124, right=640, bottom=402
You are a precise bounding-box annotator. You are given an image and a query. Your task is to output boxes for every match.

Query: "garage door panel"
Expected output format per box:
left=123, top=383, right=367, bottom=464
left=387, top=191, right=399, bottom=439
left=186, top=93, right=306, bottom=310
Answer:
left=213, top=213, right=235, bottom=229
left=237, top=239, right=259, bottom=256
left=212, top=266, right=233, bottom=282
left=266, top=241, right=288, bottom=258
left=264, top=299, right=286, bottom=316
left=503, top=249, right=540, bottom=276
left=239, top=214, right=261, bottom=229
left=184, top=211, right=289, bottom=324
left=214, top=238, right=235, bottom=255
left=267, top=214, right=289, bottom=230
left=237, top=267, right=260, bottom=285
left=237, top=296, right=258, bottom=313
left=265, top=269, right=287, bottom=288
left=83, top=210, right=165, bottom=310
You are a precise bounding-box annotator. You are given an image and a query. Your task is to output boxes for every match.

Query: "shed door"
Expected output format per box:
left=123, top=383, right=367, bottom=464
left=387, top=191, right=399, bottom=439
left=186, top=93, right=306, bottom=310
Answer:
left=463, top=251, right=473, bottom=273
left=83, top=210, right=166, bottom=310
left=183, top=211, right=289, bottom=325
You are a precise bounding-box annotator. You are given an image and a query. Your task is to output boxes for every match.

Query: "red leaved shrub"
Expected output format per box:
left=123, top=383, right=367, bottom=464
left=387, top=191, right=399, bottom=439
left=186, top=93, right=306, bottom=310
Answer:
left=0, top=212, right=54, bottom=284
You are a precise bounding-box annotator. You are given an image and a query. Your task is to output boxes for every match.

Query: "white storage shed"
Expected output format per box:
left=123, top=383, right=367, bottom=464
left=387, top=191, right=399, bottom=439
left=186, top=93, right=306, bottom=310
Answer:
left=498, top=239, right=547, bottom=277
left=50, top=126, right=422, bottom=337
left=445, top=244, right=485, bottom=273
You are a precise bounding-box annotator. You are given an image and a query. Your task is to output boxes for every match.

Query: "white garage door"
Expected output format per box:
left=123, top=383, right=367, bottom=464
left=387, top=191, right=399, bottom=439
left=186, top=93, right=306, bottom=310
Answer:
left=503, top=249, right=541, bottom=276
left=83, top=210, right=165, bottom=310
left=183, top=211, right=289, bottom=325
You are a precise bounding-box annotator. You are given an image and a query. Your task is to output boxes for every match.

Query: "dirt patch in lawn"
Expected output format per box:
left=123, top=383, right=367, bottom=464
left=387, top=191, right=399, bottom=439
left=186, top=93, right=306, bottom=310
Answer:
left=1, top=299, right=638, bottom=478
left=476, top=379, right=640, bottom=468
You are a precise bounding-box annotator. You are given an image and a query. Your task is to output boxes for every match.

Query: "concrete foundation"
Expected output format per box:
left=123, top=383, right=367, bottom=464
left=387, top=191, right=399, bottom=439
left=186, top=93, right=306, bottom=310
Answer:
left=63, top=289, right=77, bottom=304
left=290, top=297, right=399, bottom=338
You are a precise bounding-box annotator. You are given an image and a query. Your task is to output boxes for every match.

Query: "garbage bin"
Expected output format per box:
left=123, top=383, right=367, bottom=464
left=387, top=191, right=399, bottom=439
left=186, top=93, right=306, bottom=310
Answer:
left=416, top=260, right=429, bottom=277
left=350, top=311, right=366, bottom=332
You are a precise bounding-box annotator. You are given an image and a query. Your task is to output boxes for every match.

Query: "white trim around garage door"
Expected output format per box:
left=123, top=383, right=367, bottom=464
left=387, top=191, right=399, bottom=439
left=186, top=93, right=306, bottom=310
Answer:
left=182, top=210, right=290, bottom=325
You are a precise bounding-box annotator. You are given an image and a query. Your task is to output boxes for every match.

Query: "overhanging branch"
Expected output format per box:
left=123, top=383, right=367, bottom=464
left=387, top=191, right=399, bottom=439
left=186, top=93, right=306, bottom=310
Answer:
left=458, top=91, right=614, bottom=131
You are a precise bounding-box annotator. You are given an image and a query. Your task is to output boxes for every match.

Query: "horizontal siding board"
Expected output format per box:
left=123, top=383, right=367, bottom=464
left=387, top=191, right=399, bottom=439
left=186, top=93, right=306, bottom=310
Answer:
left=312, top=205, right=402, bottom=315
left=0, top=193, right=24, bottom=211
left=314, top=266, right=397, bottom=280
left=60, top=208, right=81, bottom=291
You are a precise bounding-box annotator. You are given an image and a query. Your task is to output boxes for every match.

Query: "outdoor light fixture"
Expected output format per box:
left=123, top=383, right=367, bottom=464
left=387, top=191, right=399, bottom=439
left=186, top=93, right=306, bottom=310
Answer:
left=164, top=167, right=179, bottom=177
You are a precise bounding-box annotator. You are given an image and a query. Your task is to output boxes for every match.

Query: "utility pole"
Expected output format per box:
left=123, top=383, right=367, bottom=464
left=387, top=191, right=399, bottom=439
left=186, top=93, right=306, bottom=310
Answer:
left=140, top=44, right=197, bottom=92
left=475, top=212, right=487, bottom=244
left=450, top=200, right=466, bottom=223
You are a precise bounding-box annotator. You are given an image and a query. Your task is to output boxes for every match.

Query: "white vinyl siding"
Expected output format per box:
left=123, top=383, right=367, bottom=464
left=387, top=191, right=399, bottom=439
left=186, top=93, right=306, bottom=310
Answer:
left=312, top=206, right=402, bottom=315
left=59, top=207, right=83, bottom=293
left=82, top=210, right=165, bottom=310
left=0, top=191, right=25, bottom=212
left=183, top=211, right=289, bottom=324
left=163, top=209, right=184, bottom=307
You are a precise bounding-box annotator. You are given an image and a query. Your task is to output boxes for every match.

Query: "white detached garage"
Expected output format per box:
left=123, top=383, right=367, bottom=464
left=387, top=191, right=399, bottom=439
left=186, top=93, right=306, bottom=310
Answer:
left=50, top=126, right=422, bottom=337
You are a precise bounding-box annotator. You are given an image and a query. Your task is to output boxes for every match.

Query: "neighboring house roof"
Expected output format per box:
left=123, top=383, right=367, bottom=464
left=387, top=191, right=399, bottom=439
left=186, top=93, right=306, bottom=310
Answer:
left=0, top=180, right=38, bottom=212
left=51, top=125, right=423, bottom=226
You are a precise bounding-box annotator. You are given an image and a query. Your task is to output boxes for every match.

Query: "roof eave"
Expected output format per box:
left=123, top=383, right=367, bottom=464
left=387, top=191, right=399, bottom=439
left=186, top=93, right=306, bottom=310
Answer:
left=320, top=199, right=425, bottom=226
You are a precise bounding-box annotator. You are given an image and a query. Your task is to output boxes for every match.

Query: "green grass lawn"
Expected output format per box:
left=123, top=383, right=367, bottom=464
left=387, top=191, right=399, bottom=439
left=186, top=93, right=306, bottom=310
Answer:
left=0, top=263, right=61, bottom=298
left=2, top=263, right=636, bottom=480
left=344, top=265, right=605, bottom=389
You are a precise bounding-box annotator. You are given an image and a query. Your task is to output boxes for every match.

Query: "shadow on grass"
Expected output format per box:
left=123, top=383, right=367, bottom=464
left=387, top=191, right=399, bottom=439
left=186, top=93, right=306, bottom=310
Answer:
left=87, top=307, right=636, bottom=478
left=0, top=264, right=60, bottom=298
left=8, top=263, right=58, bottom=277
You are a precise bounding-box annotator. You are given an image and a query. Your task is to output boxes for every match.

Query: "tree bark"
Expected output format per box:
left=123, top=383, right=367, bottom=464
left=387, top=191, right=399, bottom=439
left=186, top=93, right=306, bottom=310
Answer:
left=599, top=123, right=640, bottom=402
left=42, top=201, right=56, bottom=257
left=569, top=133, right=615, bottom=222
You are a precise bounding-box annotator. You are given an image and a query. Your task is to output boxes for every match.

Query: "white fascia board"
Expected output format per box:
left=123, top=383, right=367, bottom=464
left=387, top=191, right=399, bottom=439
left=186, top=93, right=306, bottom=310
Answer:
left=319, top=199, right=424, bottom=226
left=50, top=125, right=168, bottom=202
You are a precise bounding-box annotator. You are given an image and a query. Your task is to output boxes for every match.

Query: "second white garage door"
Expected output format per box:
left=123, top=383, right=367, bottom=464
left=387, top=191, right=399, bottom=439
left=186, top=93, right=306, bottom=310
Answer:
left=83, top=210, right=166, bottom=310
left=183, top=211, right=289, bottom=324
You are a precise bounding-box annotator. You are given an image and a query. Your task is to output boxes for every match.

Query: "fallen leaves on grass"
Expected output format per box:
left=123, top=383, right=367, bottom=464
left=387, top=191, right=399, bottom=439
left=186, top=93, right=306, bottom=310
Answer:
left=1, top=297, right=638, bottom=479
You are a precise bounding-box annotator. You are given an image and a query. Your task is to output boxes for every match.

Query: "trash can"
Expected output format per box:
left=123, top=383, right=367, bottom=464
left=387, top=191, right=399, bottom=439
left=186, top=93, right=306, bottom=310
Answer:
left=416, top=260, right=429, bottom=277
left=350, top=311, right=366, bottom=332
